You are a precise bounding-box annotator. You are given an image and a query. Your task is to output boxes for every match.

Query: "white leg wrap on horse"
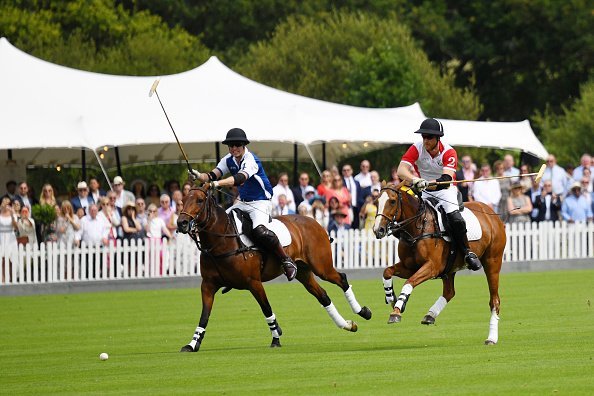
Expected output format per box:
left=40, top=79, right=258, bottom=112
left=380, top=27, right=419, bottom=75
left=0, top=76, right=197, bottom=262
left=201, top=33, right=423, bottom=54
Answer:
left=344, top=285, right=362, bottom=314
left=428, top=296, right=448, bottom=318
left=394, top=283, right=413, bottom=312
left=324, top=302, right=348, bottom=329
left=265, top=314, right=281, bottom=338
left=189, top=326, right=206, bottom=349
left=487, top=308, right=500, bottom=343
left=383, top=277, right=394, bottom=304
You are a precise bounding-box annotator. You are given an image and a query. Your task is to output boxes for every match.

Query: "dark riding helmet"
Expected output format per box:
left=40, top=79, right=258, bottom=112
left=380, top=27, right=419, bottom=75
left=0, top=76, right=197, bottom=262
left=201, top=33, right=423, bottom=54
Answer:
left=222, top=128, right=250, bottom=145
left=414, top=118, right=444, bottom=137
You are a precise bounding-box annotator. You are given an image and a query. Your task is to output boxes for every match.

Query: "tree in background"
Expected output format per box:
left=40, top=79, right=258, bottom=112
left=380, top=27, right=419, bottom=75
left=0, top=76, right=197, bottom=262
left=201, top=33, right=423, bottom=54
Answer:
left=535, top=79, right=594, bottom=166
left=0, top=0, right=210, bottom=75
left=395, top=0, right=593, bottom=122
left=236, top=11, right=480, bottom=120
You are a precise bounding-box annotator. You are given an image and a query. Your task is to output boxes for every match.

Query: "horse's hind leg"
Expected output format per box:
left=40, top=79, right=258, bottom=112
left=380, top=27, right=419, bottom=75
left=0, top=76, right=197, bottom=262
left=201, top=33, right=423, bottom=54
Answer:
left=421, top=273, right=456, bottom=325
left=484, top=259, right=502, bottom=345
left=180, top=280, right=218, bottom=352
left=297, top=269, right=357, bottom=332
left=315, top=267, right=371, bottom=320
left=247, top=279, right=283, bottom=347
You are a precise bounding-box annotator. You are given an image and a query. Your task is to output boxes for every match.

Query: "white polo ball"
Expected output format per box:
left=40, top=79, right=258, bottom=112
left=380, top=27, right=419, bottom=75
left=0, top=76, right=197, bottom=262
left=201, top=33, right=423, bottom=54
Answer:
left=99, top=352, right=109, bottom=361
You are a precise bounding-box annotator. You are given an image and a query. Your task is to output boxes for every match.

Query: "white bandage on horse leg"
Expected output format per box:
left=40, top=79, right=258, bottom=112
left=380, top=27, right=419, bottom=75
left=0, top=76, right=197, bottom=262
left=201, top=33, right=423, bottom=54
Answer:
left=394, top=283, right=413, bottom=312
left=265, top=313, right=281, bottom=338
left=383, top=277, right=394, bottom=304
left=428, top=296, right=448, bottom=318
left=324, top=302, right=348, bottom=329
left=487, top=308, right=500, bottom=344
left=189, top=326, right=205, bottom=349
left=344, top=285, right=362, bottom=314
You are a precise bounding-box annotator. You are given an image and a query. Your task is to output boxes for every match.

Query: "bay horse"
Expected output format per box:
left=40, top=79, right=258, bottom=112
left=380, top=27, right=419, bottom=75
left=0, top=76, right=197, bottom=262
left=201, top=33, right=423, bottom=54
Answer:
left=176, top=184, right=372, bottom=352
left=373, top=182, right=505, bottom=345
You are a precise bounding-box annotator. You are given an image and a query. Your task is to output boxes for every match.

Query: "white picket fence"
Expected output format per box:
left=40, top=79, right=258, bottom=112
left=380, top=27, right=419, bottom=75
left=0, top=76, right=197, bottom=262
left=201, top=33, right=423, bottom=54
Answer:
left=1, top=221, right=592, bottom=285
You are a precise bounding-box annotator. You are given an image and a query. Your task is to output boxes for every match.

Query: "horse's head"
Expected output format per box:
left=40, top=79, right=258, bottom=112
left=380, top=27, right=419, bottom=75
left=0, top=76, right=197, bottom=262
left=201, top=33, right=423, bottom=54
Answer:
left=373, top=181, right=417, bottom=239
left=177, top=183, right=213, bottom=234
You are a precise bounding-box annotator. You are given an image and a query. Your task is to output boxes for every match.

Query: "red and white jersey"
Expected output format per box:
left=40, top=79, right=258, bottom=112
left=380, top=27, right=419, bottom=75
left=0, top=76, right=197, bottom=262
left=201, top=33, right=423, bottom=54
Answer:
left=401, top=140, right=458, bottom=180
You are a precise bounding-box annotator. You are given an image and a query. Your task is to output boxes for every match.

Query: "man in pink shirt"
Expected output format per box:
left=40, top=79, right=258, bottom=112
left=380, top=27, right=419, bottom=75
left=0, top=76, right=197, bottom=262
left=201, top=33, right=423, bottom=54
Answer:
left=396, top=118, right=481, bottom=271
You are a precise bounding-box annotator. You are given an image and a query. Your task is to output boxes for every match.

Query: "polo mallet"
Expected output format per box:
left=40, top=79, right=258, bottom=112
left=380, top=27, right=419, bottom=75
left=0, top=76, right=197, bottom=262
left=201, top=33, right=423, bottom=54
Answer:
left=149, top=79, right=193, bottom=174
left=432, top=164, right=547, bottom=186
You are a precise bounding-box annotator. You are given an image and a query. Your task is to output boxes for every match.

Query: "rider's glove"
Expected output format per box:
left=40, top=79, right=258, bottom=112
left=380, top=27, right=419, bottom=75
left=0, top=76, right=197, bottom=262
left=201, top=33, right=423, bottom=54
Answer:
left=412, top=177, right=428, bottom=191
left=210, top=180, right=219, bottom=189
left=188, top=169, right=201, bottom=182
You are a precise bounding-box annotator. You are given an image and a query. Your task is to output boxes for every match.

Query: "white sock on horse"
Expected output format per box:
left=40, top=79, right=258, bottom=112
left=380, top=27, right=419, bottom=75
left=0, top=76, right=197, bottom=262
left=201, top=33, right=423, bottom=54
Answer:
left=394, top=283, right=413, bottom=312
left=344, top=285, right=362, bottom=314
left=265, top=313, right=281, bottom=338
left=383, top=277, right=394, bottom=304
left=487, top=308, right=500, bottom=344
left=428, top=296, right=448, bottom=318
left=323, top=302, right=348, bottom=329
left=189, top=326, right=205, bottom=349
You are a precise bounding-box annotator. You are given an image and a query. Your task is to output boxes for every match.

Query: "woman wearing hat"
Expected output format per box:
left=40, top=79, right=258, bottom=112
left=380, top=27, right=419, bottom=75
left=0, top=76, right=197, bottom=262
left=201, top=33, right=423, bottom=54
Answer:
left=397, top=118, right=481, bottom=271
left=506, top=181, right=532, bottom=224
left=121, top=201, right=144, bottom=240
left=189, top=128, right=297, bottom=281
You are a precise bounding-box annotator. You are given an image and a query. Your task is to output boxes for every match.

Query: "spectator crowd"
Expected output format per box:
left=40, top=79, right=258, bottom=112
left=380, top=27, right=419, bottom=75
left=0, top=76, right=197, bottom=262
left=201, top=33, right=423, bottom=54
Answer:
left=2, top=151, right=593, bottom=255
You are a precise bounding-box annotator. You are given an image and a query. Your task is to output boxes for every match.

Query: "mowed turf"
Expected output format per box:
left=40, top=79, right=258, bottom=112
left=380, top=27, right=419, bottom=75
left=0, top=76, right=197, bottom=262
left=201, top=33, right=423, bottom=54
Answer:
left=1, top=270, right=593, bottom=395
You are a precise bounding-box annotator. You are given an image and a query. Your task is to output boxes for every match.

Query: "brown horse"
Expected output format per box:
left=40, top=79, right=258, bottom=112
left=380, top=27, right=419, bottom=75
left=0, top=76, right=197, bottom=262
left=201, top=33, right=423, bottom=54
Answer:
left=176, top=185, right=372, bottom=352
left=373, top=182, right=505, bottom=345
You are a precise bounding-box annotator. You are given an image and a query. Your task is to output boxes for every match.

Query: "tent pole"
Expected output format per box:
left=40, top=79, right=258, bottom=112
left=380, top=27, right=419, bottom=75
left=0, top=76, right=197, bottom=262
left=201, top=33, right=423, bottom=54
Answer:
left=322, top=143, right=326, bottom=171
left=92, top=149, right=113, bottom=191
left=81, top=149, right=87, bottom=182
left=115, top=146, right=122, bottom=177
left=215, top=142, right=221, bottom=163
left=293, top=144, right=298, bottom=185
left=303, top=144, right=322, bottom=177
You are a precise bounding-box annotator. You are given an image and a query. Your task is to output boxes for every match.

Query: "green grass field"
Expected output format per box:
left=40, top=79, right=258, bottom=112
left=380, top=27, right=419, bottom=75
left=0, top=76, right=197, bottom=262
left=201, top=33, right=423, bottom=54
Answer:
left=1, top=270, right=593, bottom=395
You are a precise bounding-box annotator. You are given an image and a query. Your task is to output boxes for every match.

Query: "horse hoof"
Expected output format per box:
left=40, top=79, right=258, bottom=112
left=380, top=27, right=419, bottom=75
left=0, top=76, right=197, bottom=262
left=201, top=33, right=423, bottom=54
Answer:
left=484, top=339, right=497, bottom=346
left=180, top=344, right=197, bottom=352
left=388, top=313, right=401, bottom=324
left=344, top=320, right=358, bottom=332
left=358, top=306, right=372, bottom=320
left=421, top=315, right=435, bottom=325
left=270, top=338, right=282, bottom=348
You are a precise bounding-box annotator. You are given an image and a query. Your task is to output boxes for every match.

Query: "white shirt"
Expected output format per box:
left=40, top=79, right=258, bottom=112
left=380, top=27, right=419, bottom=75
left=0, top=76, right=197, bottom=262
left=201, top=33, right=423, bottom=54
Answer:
left=80, top=215, right=109, bottom=245
left=147, top=217, right=167, bottom=238
left=115, top=190, right=135, bottom=209
left=472, top=178, right=502, bottom=208
left=18, top=195, right=31, bottom=210
left=343, top=176, right=358, bottom=207
left=354, top=172, right=372, bottom=189
left=271, top=184, right=296, bottom=212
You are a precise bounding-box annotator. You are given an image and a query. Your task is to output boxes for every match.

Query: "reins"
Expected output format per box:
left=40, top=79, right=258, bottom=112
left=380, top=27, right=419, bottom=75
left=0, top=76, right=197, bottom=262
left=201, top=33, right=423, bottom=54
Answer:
left=182, top=187, right=255, bottom=260
left=377, top=185, right=443, bottom=245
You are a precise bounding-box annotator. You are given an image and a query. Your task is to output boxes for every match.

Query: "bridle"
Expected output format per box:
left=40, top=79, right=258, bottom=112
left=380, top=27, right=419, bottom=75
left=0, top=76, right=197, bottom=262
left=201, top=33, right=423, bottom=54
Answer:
left=180, top=187, right=213, bottom=234
left=375, top=184, right=431, bottom=242
left=180, top=186, right=253, bottom=260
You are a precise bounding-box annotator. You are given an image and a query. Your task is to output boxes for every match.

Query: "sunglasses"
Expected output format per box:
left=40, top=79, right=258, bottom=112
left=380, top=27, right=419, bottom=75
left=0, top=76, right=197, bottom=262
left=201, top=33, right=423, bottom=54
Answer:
left=421, top=134, right=435, bottom=140
left=227, top=142, right=243, bottom=148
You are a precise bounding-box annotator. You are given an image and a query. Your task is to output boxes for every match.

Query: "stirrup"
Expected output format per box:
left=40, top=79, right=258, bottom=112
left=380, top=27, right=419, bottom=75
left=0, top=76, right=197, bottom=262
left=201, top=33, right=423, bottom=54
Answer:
left=281, top=259, right=297, bottom=281
left=464, top=251, right=482, bottom=271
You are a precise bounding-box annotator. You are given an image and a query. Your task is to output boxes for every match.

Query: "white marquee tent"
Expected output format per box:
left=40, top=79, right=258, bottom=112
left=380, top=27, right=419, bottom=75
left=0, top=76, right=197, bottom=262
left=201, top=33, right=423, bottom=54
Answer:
left=0, top=37, right=547, bottom=186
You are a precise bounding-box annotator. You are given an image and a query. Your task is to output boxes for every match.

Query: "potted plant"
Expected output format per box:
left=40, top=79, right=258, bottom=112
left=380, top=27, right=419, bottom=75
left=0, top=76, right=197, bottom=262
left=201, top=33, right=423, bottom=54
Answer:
left=32, top=203, right=57, bottom=242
